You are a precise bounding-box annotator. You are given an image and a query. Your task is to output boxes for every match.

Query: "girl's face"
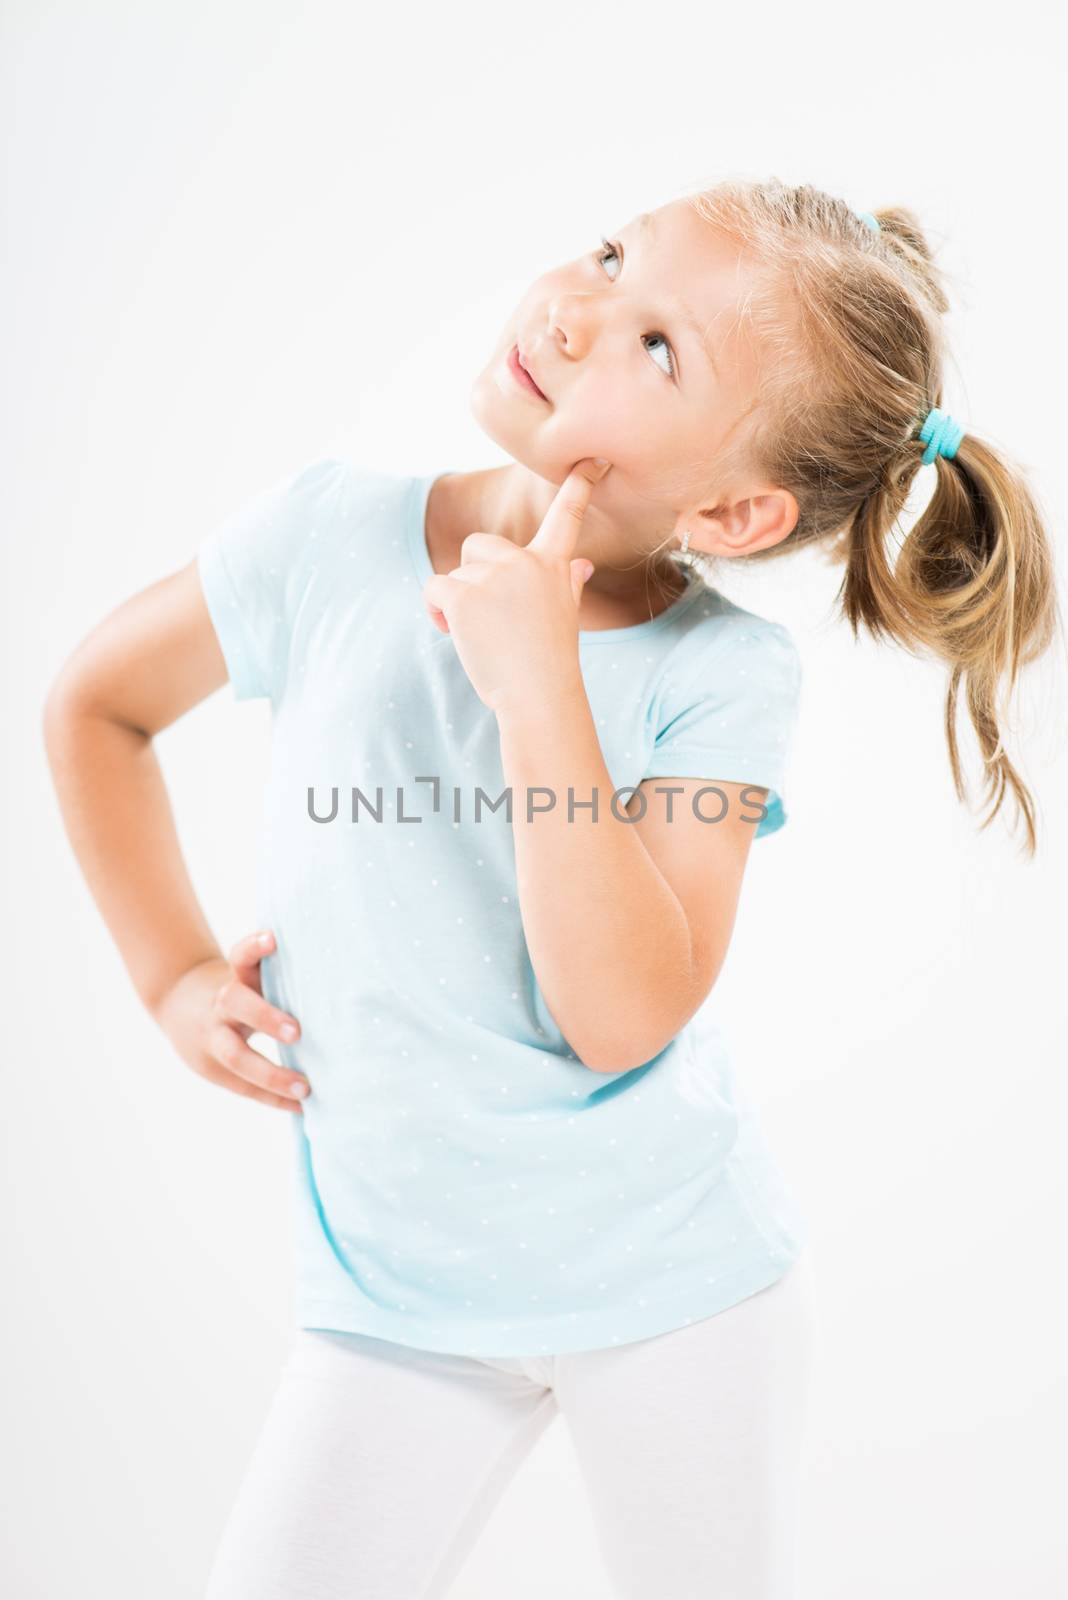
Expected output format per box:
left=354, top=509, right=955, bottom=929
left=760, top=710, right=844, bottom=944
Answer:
left=470, top=198, right=764, bottom=525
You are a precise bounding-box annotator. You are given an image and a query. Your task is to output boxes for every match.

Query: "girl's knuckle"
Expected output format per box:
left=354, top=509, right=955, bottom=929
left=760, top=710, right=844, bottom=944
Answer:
left=216, top=1031, right=240, bottom=1071
left=223, top=977, right=245, bottom=1014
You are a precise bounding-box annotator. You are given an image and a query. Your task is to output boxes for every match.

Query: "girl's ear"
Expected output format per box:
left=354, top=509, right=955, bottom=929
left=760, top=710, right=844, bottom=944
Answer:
left=687, top=486, right=799, bottom=557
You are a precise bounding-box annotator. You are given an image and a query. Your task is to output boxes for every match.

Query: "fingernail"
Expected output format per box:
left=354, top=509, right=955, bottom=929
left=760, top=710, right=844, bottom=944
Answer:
left=290, top=1080, right=309, bottom=1097
left=280, top=1022, right=298, bottom=1041
left=591, top=457, right=610, bottom=476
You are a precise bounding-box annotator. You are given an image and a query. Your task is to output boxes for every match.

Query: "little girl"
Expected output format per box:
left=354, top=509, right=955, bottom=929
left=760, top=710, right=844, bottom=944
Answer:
left=44, top=176, right=1059, bottom=1599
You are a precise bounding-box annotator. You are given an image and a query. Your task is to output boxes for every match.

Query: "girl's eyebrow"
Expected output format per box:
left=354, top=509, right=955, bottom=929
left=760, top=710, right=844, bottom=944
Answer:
left=634, top=212, right=720, bottom=379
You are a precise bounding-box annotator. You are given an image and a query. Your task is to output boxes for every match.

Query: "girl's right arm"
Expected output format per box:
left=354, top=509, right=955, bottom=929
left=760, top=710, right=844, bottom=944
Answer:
left=41, top=558, right=310, bottom=1114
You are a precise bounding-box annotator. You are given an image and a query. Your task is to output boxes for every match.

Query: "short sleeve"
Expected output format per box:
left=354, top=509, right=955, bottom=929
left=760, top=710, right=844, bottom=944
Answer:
left=643, top=618, right=802, bottom=839
left=196, top=457, right=347, bottom=703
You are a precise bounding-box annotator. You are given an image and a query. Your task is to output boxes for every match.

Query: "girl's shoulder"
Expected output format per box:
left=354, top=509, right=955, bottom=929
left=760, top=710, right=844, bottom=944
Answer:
left=197, top=456, right=423, bottom=705
left=661, top=577, right=801, bottom=690
left=220, top=456, right=415, bottom=570
left=279, top=455, right=399, bottom=518
left=254, top=455, right=415, bottom=515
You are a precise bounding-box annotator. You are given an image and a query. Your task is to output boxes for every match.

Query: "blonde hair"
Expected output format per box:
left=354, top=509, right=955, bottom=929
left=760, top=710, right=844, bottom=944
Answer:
left=673, top=175, right=1062, bottom=859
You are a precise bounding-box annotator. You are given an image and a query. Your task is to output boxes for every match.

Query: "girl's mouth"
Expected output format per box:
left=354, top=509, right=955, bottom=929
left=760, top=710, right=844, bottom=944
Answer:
left=508, top=343, right=550, bottom=402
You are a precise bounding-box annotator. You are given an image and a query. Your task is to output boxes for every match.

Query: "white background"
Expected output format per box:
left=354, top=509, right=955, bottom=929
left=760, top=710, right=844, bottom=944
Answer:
left=6, top=1, right=1067, bottom=1594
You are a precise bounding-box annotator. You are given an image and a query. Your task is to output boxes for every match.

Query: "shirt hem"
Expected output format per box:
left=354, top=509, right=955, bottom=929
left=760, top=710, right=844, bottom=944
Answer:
left=292, top=1242, right=809, bottom=1359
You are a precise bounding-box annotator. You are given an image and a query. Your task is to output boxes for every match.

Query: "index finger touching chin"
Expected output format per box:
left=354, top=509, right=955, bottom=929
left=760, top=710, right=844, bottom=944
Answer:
left=528, top=458, right=612, bottom=558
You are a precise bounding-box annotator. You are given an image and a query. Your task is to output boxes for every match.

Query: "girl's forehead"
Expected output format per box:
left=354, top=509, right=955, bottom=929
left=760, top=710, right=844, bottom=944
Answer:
left=623, top=204, right=764, bottom=378
left=625, top=203, right=761, bottom=299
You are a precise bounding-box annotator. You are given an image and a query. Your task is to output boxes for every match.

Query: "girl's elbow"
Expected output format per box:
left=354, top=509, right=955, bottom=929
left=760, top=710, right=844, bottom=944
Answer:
left=576, top=1019, right=688, bottom=1076
left=578, top=981, right=721, bottom=1074
left=564, top=1025, right=643, bottom=1075
left=580, top=1041, right=667, bottom=1075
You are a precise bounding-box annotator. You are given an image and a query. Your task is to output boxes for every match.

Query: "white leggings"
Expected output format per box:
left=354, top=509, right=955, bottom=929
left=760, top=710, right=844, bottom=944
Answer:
left=205, top=1249, right=815, bottom=1600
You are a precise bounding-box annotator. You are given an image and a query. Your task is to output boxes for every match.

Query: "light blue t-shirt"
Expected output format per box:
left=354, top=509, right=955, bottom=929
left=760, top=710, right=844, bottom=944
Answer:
left=196, top=456, right=808, bottom=1357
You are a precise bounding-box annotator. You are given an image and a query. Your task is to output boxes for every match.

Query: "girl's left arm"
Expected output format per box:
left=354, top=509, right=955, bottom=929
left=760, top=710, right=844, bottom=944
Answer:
left=495, top=672, right=762, bottom=1076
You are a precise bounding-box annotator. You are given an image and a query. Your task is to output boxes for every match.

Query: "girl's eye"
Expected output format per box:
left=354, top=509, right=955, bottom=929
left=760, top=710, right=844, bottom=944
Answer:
left=594, top=236, right=678, bottom=380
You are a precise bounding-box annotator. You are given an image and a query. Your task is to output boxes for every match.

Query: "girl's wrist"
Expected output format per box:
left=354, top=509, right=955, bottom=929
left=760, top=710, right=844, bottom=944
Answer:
left=492, top=659, right=586, bottom=731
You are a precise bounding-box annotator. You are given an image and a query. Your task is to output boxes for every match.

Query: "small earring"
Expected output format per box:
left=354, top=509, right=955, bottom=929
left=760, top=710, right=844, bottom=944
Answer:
left=679, top=529, right=692, bottom=556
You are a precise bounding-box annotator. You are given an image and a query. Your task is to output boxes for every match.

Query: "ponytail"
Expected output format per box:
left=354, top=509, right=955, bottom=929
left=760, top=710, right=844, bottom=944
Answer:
left=839, top=427, right=1061, bottom=857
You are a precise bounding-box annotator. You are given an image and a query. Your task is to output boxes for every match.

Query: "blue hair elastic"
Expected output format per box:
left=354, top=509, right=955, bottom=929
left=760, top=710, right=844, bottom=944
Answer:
left=918, top=406, right=965, bottom=465
left=856, top=209, right=881, bottom=232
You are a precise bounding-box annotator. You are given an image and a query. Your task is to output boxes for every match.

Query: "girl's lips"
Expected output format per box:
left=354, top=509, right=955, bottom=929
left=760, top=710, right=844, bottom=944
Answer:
left=508, top=343, right=549, bottom=401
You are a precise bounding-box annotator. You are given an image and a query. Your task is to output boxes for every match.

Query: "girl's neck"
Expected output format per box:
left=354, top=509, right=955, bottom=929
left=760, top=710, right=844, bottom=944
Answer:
left=425, top=467, right=693, bottom=631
